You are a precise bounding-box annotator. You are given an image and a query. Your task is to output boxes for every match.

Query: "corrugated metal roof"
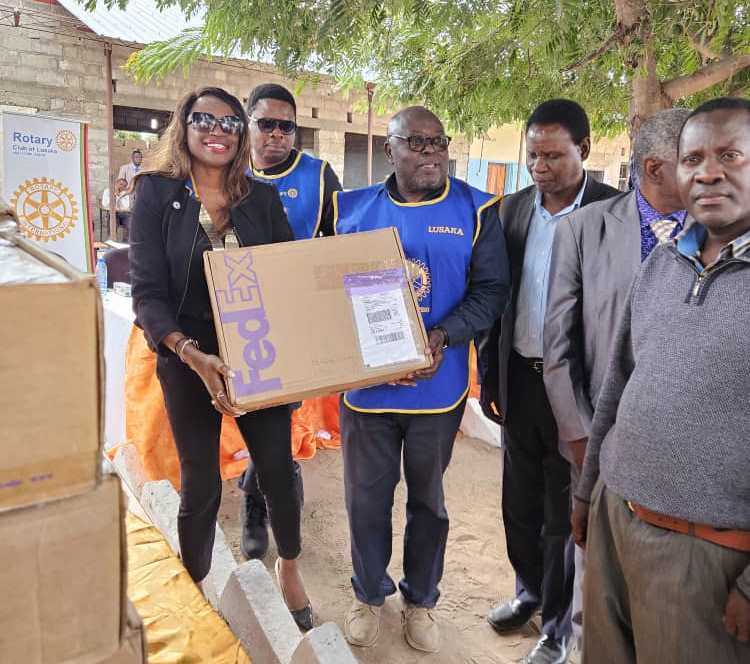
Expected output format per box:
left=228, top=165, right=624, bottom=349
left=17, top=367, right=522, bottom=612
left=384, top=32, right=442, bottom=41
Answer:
left=56, top=0, right=206, bottom=46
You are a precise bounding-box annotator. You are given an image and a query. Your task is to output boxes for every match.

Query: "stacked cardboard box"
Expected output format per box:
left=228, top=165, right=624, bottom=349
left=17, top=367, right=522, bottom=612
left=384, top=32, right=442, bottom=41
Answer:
left=0, top=225, right=145, bottom=663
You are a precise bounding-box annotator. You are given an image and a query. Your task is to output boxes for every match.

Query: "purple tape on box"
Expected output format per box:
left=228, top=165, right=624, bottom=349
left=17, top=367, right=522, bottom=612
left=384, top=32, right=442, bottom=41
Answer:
left=343, top=268, right=406, bottom=297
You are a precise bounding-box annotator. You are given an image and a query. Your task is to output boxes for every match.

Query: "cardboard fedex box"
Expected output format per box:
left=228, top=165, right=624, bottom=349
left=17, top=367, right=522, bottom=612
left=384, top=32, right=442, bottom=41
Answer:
left=0, top=227, right=102, bottom=511
left=0, top=475, right=125, bottom=664
left=204, top=228, right=430, bottom=411
left=96, top=601, right=147, bottom=664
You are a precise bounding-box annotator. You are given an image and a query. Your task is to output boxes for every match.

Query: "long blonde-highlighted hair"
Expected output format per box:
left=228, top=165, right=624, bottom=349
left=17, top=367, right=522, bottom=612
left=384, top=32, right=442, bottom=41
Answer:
left=137, top=86, right=252, bottom=205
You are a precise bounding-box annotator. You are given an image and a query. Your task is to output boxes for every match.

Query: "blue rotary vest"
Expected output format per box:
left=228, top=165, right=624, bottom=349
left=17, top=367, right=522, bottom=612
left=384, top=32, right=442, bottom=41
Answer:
left=252, top=151, right=326, bottom=240
left=335, top=177, right=498, bottom=413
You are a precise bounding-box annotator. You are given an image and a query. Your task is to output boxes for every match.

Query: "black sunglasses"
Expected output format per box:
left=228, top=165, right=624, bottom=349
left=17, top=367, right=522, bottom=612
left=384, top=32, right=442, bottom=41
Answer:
left=187, top=111, right=245, bottom=136
left=390, top=134, right=451, bottom=152
left=250, top=117, right=298, bottom=135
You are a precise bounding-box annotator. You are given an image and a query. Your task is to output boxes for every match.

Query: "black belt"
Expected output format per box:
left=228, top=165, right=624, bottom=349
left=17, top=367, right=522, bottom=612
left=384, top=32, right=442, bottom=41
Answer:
left=514, top=351, right=544, bottom=375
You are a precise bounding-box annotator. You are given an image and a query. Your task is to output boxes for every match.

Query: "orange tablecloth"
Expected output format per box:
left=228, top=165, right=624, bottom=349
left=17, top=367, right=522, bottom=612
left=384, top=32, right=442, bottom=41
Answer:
left=124, top=326, right=340, bottom=489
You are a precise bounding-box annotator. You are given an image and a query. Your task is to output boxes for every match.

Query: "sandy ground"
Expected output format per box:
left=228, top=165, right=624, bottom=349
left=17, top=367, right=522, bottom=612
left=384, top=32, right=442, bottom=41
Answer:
left=218, top=435, right=540, bottom=664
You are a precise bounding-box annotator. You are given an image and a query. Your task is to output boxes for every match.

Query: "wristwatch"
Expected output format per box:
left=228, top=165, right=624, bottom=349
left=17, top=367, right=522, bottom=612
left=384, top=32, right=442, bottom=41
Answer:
left=433, top=326, right=449, bottom=349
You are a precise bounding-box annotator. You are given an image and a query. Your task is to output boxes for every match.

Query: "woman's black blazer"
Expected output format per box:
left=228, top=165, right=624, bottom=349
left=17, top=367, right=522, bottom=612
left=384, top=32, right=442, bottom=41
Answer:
left=129, top=173, right=293, bottom=355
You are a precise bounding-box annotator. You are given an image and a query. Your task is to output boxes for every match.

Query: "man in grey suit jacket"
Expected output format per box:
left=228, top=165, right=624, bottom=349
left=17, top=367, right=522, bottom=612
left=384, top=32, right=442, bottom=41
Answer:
left=543, top=108, right=691, bottom=660
left=479, top=99, right=618, bottom=664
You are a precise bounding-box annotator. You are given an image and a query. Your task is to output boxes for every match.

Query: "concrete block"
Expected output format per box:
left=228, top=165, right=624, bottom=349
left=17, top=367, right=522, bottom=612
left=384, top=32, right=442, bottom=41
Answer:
left=59, top=60, right=87, bottom=74
left=199, top=524, right=238, bottom=610
left=82, top=75, right=105, bottom=93
left=219, top=561, right=302, bottom=664
left=0, top=51, right=19, bottom=66
left=290, top=623, right=358, bottom=664
left=63, top=99, right=83, bottom=113
left=141, top=480, right=181, bottom=555
left=33, top=69, right=62, bottom=87
left=62, top=45, right=83, bottom=61
left=111, top=444, right=148, bottom=500
left=139, top=479, right=238, bottom=609
left=63, top=73, right=83, bottom=89
left=31, top=39, right=64, bottom=57
left=22, top=53, right=59, bottom=70
left=3, top=33, right=34, bottom=52
left=119, top=472, right=151, bottom=523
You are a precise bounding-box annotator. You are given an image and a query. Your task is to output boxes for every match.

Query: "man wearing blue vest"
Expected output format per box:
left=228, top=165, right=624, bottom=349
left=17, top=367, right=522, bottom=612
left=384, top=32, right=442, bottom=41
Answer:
left=335, top=106, right=511, bottom=654
left=238, top=84, right=342, bottom=560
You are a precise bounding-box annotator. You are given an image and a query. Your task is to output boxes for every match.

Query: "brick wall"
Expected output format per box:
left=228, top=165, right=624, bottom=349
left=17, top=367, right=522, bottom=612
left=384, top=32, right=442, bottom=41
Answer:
left=0, top=1, right=478, bottom=218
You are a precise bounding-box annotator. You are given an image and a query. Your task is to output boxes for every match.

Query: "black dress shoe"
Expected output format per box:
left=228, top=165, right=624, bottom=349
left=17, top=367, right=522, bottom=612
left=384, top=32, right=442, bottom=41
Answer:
left=240, top=487, right=269, bottom=560
left=523, top=635, right=570, bottom=664
left=487, top=598, right=536, bottom=633
left=275, top=558, right=314, bottom=632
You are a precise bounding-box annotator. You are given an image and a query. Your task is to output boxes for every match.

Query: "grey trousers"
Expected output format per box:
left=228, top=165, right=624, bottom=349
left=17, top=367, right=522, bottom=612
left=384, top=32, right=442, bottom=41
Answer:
left=583, top=481, right=750, bottom=664
left=570, top=462, right=584, bottom=651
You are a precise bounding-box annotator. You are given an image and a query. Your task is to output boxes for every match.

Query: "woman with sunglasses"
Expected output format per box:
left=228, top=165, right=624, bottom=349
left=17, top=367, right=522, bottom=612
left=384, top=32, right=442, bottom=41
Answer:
left=129, top=86, right=313, bottom=630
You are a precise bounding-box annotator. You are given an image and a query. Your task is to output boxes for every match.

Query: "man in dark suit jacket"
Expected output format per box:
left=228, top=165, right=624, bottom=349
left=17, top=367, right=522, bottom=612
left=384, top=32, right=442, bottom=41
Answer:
left=543, top=108, right=691, bottom=662
left=479, top=99, right=619, bottom=664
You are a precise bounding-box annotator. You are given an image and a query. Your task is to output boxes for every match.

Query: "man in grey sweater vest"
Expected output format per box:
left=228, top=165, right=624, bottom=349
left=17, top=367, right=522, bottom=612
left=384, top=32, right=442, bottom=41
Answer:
left=543, top=108, right=691, bottom=662
left=573, top=96, right=750, bottom=663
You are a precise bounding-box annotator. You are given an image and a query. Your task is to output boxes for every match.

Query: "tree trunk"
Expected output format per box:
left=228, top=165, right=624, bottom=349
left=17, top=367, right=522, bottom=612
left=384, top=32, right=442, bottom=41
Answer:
left=629, top=41, right=671, bottom=137
left=612, top=0, right=668, bottom=136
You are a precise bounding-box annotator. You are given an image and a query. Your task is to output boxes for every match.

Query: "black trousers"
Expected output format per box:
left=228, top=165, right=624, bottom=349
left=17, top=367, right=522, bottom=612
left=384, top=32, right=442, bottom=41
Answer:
left=238, top=400, right=303, bottom=500
left=502, top=351, right=573, bottom=640
left=156, top=320, right=301, bottom=581
left=238, top=459, right=302, bottom=504
left=340, top=399, right=466, bottom=608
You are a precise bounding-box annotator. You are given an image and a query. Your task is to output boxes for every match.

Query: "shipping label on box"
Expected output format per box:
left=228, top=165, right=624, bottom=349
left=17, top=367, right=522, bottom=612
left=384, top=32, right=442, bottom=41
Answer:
left=344, top=268, right=421, bottom=368
left=204, top=228, right=430, bottom=411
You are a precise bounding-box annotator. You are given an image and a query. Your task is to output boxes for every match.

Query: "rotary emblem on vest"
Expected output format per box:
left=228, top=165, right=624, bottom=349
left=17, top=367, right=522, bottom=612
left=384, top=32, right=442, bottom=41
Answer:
left=10, top=177, right=78, bottom=242
left=286, top=187, right=298, bottom=199
left=406, top=258, right=431, bottom=312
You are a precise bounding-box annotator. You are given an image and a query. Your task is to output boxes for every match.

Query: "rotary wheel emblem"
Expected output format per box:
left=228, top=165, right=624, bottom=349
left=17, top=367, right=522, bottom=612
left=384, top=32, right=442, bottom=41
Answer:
left=406, top=257, right=431, bottom=302
left=287, top=187, right=298, bottom=199
left=10, top=177, right=78, bottom=242
left=55, top=129, right=76, bottom=152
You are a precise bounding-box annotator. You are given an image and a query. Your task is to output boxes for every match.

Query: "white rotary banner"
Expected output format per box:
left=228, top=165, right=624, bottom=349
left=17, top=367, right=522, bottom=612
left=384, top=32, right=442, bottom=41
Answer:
left=2, top=111, right=93, bottom=272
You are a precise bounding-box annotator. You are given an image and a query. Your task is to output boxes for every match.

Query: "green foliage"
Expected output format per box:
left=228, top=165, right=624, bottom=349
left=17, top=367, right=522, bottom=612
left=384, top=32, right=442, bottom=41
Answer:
left=88, top=0, right=750, bottom=135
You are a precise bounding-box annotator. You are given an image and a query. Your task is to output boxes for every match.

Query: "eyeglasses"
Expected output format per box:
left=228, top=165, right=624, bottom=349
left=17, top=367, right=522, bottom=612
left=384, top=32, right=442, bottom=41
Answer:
left=187, top=111, right=245, bottom=136
left=389, top=134, right=451, bottom=152
left=250, top=117, right=298, bottom=135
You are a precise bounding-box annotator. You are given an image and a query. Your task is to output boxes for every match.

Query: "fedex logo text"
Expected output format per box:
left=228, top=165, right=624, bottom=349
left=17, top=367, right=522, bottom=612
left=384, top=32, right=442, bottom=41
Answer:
left=215, top=252, right=282, bottom=397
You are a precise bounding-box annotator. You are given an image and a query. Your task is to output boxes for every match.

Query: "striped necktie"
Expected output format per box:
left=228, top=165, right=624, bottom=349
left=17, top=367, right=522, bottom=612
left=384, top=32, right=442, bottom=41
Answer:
left=650, top=218, right=678, bottom=244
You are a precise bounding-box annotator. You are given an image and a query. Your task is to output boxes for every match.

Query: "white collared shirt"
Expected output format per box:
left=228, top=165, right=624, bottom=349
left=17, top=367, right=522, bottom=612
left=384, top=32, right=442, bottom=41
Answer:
left=513, top=173, right=588, bottom=358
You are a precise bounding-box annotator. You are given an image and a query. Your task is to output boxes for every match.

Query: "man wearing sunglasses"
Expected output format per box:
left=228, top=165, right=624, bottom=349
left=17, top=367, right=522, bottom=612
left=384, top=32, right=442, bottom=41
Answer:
left=335, top=106, right=511, bottom=654
left=246, top=83, right=342, bottom=238
left=237, top=83, right=343, bottom=562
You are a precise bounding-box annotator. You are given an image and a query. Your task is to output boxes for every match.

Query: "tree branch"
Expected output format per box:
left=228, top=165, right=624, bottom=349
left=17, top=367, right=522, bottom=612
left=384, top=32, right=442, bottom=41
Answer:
left=563, top=0, right=648, bottom=73
left=687, top=32, right=719, bottom=63
left=614, top=0, right=647, bottom=27
left=562, top=26, right=628, bottom=72
left=662, top=53, right=750, bottom=100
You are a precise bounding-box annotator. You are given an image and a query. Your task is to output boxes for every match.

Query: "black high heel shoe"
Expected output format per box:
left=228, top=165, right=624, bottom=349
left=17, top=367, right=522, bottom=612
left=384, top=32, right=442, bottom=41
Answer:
left=275, top=558, right=314, bottom=632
